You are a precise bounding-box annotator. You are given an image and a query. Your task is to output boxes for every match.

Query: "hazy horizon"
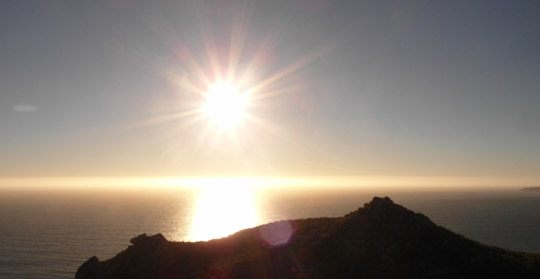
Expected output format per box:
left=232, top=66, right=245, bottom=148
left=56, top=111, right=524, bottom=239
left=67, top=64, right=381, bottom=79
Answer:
left=1, top=175, right=538, bottom=192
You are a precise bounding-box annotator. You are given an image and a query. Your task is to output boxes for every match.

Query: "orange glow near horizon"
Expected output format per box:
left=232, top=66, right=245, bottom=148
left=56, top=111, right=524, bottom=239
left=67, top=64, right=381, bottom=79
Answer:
left=1, top=176, right=539, bottom=192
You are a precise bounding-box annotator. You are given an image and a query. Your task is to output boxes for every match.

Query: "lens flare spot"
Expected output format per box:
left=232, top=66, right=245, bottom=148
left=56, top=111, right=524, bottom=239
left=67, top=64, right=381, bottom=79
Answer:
left=259, top=220, right=294, bottom=246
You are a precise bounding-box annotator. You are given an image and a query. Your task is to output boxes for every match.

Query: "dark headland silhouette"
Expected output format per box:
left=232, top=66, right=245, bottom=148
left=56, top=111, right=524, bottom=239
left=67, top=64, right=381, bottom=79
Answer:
left=75, top=197, right=540, bottom=279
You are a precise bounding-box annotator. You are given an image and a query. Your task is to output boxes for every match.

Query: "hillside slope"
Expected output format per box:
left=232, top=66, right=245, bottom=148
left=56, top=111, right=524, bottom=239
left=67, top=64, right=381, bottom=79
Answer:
left=76, top=197, right=540, bottom=279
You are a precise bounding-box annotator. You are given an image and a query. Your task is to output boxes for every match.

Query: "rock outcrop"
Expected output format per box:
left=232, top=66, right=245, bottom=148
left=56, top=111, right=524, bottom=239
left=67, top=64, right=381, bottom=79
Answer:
left=76, top=197, right=540, bottom=279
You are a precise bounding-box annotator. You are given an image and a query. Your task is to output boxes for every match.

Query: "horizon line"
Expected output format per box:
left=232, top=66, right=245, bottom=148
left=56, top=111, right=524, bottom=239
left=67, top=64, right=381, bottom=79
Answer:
left=1, top=175, right=539, bottom=190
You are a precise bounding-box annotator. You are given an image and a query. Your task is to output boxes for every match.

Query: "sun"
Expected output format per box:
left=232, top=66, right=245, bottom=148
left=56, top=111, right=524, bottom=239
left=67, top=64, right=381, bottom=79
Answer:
left=203, top=82, right=248, bottom=128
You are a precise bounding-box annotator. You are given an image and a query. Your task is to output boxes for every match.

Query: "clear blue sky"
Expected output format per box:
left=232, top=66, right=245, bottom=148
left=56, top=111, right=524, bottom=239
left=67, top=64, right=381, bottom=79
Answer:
left=1, top=0, right=539, bottom=181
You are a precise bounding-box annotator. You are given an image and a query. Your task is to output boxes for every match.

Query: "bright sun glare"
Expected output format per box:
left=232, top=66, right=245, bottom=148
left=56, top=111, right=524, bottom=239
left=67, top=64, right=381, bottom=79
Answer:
left=204, top=82, right=248, bottom=128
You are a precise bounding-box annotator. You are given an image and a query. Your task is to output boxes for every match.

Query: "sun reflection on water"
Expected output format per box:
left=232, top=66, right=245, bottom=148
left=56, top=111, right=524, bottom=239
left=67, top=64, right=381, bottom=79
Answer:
left=189, top=182, right=259, bottom=241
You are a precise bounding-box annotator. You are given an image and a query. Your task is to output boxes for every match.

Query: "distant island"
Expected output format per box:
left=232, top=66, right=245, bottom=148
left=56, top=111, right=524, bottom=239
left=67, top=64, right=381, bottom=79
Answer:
left=76, top=197, right=540, bottom=279
left=521, top=187, right=540, bottom=192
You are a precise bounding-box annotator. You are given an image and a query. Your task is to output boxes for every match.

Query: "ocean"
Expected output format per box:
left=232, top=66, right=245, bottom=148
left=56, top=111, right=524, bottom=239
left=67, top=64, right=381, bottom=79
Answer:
left=1, top=186, right=539, bottom=279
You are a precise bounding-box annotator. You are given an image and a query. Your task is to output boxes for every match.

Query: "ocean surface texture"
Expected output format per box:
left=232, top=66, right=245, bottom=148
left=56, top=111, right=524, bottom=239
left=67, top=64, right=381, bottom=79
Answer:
left=1, top=187, right=539, bottom=279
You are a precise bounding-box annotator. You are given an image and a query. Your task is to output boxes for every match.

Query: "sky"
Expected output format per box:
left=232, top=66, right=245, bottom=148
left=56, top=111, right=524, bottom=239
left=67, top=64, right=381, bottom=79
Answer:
left=1, top=0, right=539, bottom=185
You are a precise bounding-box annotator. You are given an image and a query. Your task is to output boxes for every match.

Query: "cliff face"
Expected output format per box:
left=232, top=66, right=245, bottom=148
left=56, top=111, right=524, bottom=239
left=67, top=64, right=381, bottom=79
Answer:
left=75, top=197, right=540, bottom=279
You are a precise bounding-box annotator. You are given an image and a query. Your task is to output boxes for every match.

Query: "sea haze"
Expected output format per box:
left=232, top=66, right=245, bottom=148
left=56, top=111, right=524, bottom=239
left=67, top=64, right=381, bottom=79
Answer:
left=1, top=187, right=539, bottom=279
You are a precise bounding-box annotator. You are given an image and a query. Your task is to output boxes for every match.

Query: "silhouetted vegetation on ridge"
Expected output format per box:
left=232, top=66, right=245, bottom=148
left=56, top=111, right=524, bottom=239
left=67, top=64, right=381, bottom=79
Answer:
left=75, top=197, right=540, bottom=279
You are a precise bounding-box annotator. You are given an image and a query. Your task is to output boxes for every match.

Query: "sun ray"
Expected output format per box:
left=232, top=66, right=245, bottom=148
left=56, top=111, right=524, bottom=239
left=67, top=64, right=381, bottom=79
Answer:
left=226, top=5, right=250, bottom=84
left=106, top=110, right=202, bottom=134
left=235, top=32, right=279, bottom=89
left=250, top=82, right=309, bottom=102
left=200, top=23, right=223, bottom=82
left=178, top=49, right=213, bottom=90
left=244, top=46, right=330, bottom=98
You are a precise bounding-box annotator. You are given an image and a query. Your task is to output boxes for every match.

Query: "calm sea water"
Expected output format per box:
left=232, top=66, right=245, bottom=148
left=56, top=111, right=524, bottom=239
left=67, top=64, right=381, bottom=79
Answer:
left=1, top=187, right=539, bottom=279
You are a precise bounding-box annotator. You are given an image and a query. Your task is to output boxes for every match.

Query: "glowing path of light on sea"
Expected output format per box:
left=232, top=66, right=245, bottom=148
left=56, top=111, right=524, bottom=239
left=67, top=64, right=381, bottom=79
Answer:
left=188, top=182, right=260, bottom=242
